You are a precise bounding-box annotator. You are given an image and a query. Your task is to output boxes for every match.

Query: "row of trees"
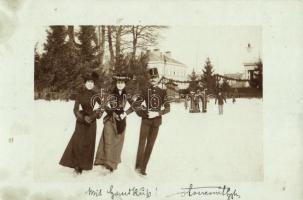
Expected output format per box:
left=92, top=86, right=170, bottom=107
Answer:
left=187, top=57, right=219, bottom=94
left=186, top=57, right=263, bottom=96
left=34, top=26, right=263, bottom=100
left=34, top=25, right=167, bottom=100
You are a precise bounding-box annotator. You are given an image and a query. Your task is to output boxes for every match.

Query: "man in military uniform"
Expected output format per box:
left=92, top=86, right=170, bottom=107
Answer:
left=133, top=68, right=170, bottom=176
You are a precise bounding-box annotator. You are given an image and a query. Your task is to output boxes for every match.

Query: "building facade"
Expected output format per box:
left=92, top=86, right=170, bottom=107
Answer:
left=223, top=73, right=247, bottom=88
left=147, top=49, right=188, bottom=89
left=243, top=62, right=258, bottom=80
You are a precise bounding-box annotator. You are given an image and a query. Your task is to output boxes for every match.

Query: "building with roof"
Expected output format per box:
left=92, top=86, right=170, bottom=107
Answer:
left=243, top=62, right=258, bottom=80
left=224, top=43, right=261, bottom=89
left=243, top=43, right=260, bottom=80
left=223, top=73, right=247, bottom=88
left=147, top=49, right=188, bottom=89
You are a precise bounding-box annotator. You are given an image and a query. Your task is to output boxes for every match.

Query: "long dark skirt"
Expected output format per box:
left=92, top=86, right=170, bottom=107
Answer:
left=94, top=117, right=125, bottom=170
left=59, top=120, right=97, bottom=170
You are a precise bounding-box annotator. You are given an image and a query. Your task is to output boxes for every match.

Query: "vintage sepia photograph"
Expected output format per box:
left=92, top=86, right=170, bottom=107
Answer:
left=1, top=1, right=303, bottom=200
left=33, top=25, right=263, bottom=182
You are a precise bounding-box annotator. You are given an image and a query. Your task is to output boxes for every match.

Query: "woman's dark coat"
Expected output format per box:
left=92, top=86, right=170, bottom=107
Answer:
left=59, top=88, right=102, bottom=170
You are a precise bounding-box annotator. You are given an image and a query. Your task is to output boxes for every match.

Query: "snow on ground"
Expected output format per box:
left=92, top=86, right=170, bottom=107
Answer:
left=32, top=98, right=263, bottom=183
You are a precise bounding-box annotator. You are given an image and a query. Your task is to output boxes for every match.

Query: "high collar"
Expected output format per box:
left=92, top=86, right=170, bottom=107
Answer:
left=113, top=87, right=126, bottom=95
left=149, top=83, right=158, bottom=88
left=83, top=87, right=94, bottom=93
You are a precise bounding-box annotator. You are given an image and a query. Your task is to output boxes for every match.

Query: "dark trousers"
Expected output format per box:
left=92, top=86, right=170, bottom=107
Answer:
left=219, top=104, right=223, bottom=114
left=135, top=118, right=160, bottom=173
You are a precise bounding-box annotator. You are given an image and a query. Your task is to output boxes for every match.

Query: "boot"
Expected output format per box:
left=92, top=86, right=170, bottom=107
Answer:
left=74, top=166, right=82, bottom=175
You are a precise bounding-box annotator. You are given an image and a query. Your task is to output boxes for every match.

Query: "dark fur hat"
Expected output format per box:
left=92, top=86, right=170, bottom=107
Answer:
left=82, top=71, right=99, bottom=83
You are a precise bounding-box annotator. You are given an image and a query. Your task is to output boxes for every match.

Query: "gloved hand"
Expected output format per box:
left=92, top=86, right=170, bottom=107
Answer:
left=94, top=108, right=104, bottom=119
left=120, top=112, right=127, bottom=120
left=76, top=111, right=84, bottom=120
left=84, top=116, right=92, bottom=124
left=135, top=105, right=148, bottom=118
left=136, top=110, right=148, bottom=118
left=113, top=112, right=120, bottom=121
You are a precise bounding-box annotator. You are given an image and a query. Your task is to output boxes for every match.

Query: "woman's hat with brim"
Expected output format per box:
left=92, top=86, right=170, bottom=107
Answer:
left=113, top=73, right=131, bottom=82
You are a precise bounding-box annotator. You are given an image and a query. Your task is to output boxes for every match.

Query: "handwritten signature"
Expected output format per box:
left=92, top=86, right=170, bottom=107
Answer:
left=166, top=184, right=241, bottom=200
left=85, top=184, right=240, bottom=200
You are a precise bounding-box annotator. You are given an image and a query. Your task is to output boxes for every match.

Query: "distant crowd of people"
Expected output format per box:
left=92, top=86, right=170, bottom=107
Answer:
left=184, top=88, right=239, bottom=115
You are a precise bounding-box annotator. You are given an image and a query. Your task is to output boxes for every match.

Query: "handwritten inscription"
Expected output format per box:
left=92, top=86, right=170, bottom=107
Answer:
left=85, top=184, right=240, bottom=200
left=166, top=184, right=241, bottom=200
left=85, top=185, right=154, bottom=200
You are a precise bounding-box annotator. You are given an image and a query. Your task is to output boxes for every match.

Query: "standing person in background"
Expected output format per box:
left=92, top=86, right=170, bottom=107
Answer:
left=197, top=89, right=207, bottom=113
left=188, top=90, right=200, bottom=113
left=184, top=94, right=189, bottom=110
left=94, top=74, right=134, bottom=173
left=234, top=88, right=239, bottom=98
left=232, top=93, right=236, bottom=104
left=215, top=92, right=227, bottom=115
left=59, top=71, right=103, bottom=175
left=201, top=89, right=208, bottom=113
left=232, top=88, right=238, bottom=103
left=134, top=68, right=170, bottom=176
left=195, top=89, right=201, bottom=113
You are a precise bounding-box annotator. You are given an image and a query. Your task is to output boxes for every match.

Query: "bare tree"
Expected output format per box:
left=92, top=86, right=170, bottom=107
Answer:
left=115, top=26, right=122, bottom=57
left=130, top=25, right=168, bottom=58
left=114, top=25, right=123, bottom=66
left=106, top=25, right=132, bottom=68
left=107, top=26, right=115, bottom=66
left=131, top=25, right=138, bottom=59
left=104, top=25, right=167, bottom=71
left=97, top=25, right=106, bottom=65
left=67, top=26, right=75, bottom=43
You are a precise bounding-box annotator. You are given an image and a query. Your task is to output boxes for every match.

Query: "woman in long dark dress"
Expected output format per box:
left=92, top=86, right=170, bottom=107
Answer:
left=59, top=72, right=103, bottom=174
left=94, top=74, right=134, bottom=172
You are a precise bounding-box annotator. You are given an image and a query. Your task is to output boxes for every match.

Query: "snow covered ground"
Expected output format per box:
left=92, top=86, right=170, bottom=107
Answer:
left=30, top=98, right=263, bottom=183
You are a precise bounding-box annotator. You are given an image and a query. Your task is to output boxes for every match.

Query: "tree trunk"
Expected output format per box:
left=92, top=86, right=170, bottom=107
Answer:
left=107, top=26, right=115, bottom=68
left=97, top=26, right=105, bottom=65
left=115, top=25, right=122, bottom=67
left=67, top=26, right=75, bottom=43
left=101, top=26, right=105, bottom=64
left=132, top=26, right=138, bottom=59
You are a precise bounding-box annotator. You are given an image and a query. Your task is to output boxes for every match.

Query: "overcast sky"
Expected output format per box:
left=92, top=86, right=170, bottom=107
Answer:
left=158, top=26, right=262, bottom=75
left=36, top=26, right=261, bottom=75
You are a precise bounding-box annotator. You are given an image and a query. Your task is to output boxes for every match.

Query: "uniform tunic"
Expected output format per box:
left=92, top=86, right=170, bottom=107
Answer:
left=134, top=85, right=170, bottom=173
